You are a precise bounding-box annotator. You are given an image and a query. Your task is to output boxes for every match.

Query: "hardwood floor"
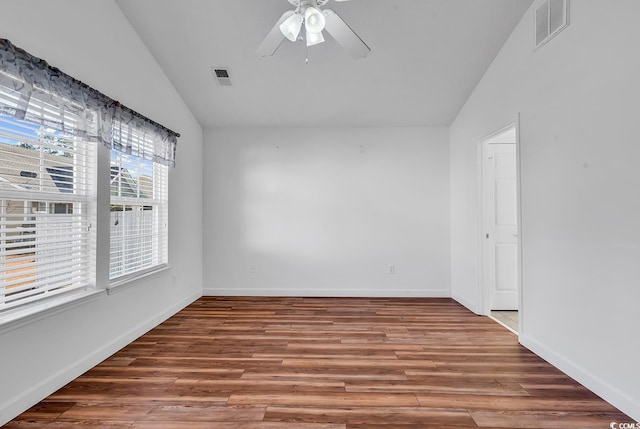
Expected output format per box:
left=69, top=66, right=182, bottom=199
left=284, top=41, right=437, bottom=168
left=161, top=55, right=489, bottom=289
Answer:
left=6, top=297, right=631, bottom=428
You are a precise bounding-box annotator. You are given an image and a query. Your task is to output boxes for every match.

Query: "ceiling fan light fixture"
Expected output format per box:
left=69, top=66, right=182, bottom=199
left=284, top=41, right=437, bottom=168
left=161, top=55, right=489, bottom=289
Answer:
left=279, top=12, right=303, bottom=41
left=306, top=28, right=325, bottom=46
left=258, top=0, right=370, bottom=59
left=304, top=6, right=326, bottom=33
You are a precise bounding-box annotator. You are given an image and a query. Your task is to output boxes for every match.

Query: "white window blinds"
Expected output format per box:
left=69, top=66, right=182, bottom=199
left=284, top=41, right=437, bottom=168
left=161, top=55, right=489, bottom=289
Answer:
left=109, top=129, right=168, bottom=280
left=0, top=92, right=95, bottom=310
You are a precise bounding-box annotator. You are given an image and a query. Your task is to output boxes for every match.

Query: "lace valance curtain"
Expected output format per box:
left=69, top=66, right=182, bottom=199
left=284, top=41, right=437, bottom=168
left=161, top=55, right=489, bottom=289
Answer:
left=0, top=38, right=179, bottom=167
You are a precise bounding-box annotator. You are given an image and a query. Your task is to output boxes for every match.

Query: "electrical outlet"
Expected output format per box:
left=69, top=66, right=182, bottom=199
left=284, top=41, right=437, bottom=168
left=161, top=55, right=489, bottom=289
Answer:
left=388, top=265, right=396, bottom=275
left=172, top=275, right=178, bottom=287
left=249, top=265, right=256, bottom=274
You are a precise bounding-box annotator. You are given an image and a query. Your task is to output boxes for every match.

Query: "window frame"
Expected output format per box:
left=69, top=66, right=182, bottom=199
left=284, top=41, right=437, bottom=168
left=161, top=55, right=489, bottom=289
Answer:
left=0, top=37, right=178, bottom=323
left=0, top=112, right=97, bottom=313
left=108, top=147, right=169, bottom=283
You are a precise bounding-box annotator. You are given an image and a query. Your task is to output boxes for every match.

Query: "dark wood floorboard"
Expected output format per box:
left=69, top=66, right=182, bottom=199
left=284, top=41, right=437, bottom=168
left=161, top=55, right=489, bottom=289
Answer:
left=5, top=297, right=632, bottom=428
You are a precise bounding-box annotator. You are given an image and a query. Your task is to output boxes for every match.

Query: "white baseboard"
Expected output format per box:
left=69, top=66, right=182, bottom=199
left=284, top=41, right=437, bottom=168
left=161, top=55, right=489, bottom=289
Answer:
left=203, top=287, right=451, bottom=298
left=451, top=292, right=480, bottom=314
left=520, top=333, right=640, bottom=422
left=0, top=290, right=201, bottom=427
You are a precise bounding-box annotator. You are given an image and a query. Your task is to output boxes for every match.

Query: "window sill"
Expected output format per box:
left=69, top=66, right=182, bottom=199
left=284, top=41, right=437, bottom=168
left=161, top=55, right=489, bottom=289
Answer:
left=0, top=289, right=105, bottom=335
left=107, top=265, right=171, bottom=295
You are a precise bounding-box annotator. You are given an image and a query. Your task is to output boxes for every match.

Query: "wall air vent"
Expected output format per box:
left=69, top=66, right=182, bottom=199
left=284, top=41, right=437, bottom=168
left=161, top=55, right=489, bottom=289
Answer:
left=535, top=0, right=569, bottom=50
left=212, top=68, right=232, bottom=86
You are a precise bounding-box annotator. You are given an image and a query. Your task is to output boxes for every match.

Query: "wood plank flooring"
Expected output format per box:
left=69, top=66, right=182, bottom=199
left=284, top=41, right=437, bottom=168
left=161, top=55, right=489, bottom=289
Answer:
left=5, top=297, right=632, bottom=428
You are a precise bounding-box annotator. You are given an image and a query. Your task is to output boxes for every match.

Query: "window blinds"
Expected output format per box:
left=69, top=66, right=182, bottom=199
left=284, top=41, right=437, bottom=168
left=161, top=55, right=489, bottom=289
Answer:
left=109, top=135, right=168, bottom=280
left=0, top=89, right=95, bottom=310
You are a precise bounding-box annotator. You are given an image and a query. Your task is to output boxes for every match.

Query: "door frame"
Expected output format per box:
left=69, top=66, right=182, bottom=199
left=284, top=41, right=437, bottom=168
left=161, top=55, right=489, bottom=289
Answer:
left=477, top=119, right=524, bottom=331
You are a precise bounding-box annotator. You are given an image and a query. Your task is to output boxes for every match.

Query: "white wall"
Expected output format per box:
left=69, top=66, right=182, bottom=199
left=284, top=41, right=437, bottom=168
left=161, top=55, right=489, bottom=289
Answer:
left=450, top=0, right=640, bottom=420
left=204, top=127, right=450, bottom=297
left=0, top=0, right=203, bottom=424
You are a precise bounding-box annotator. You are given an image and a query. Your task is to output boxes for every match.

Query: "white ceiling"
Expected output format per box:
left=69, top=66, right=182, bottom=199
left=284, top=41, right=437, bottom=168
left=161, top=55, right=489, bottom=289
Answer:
left=116, top=0, right=532, bottom=129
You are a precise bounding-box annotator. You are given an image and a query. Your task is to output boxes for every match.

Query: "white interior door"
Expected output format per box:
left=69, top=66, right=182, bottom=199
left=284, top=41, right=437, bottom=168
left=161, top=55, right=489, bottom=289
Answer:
left=483, top=141, right=519, bottom=310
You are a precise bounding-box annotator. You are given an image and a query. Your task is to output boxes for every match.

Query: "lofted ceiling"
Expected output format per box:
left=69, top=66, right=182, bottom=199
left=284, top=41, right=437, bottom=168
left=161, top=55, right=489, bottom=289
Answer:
left=116, top=0, right=532, bottom=129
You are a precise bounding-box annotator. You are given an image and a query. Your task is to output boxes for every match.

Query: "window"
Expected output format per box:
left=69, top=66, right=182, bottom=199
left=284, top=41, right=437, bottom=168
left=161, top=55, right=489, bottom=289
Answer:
left=1, top=37, right=178, bottom=316
left=109, top=139, right=168, bottom=280
left=535, top=0, right=569, bottom=49
left=0, top=111, right=95, bottom=311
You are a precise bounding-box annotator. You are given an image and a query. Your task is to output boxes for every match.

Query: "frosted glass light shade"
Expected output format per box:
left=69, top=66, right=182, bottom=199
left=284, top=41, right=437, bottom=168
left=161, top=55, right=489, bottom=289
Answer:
left=306, top=29, right=325, bottom=46
left=304, top=7, right=326, bottom=33
left=279, top=13, right=303, bottom=41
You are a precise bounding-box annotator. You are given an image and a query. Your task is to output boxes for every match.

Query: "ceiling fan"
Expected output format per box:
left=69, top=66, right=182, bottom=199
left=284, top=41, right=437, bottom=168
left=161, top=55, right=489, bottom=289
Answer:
left=257, top=0, right=370, bottom=60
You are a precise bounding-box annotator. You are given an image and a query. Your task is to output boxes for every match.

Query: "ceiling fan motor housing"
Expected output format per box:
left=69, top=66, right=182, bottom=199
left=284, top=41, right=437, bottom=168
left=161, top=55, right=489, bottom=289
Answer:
left=288, top=0, right=330, bottom=7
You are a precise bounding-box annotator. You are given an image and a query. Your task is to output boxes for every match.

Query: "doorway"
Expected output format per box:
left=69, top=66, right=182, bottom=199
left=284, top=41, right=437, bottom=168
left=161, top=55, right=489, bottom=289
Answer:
left=480, top=124, right=520, bottom=333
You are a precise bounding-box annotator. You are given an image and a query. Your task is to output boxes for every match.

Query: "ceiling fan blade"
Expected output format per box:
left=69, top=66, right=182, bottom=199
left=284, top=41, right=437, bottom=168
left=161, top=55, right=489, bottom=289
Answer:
left=323, top=8, right=370, bottom=59
left=257, top=10, right=295, bottom=57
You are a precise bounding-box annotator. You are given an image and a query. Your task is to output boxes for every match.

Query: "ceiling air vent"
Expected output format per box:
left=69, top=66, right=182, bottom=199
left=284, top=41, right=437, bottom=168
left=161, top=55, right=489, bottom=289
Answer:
left=212, top=68, right=232, bottom=86
left=535, top=0, right=569, bottom=49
